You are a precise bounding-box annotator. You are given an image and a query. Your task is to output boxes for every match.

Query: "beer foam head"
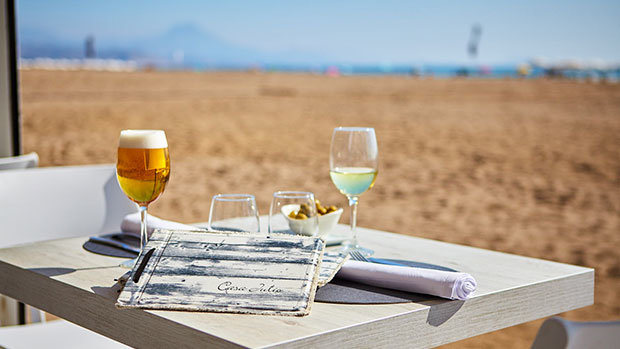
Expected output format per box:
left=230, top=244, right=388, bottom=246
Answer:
left=119, top=130, right=168, bottom=149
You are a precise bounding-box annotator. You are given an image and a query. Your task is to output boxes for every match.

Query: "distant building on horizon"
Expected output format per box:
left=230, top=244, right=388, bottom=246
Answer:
left=85, top=35, right=95, bottom=59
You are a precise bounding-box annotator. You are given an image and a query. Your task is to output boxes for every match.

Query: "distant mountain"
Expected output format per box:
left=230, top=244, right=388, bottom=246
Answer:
left=18, top=23, right=326, bottom=67
left=131, top=23, right=267, bottom=66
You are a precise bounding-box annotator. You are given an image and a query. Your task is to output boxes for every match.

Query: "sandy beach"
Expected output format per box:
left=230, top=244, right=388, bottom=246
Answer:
left=19, top=70, right=620, bottom=348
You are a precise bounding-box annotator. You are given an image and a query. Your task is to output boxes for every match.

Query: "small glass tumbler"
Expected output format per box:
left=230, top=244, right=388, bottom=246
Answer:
left=208, top=194, right=260, bottom=232
left=269, top=191, right=318, bottom=237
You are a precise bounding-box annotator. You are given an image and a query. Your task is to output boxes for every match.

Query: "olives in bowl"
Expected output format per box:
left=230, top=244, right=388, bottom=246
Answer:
left=282, top=200, right=343, bottom=237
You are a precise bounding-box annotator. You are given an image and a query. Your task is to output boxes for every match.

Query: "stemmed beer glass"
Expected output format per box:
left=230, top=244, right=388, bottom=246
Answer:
left=329, top=127, right=378, bottom=255
left=116, top=130, right=170, bottom=267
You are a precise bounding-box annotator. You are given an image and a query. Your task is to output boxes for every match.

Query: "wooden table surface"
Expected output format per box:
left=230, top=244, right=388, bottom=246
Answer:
left=0, top=224, right=593, bottom=348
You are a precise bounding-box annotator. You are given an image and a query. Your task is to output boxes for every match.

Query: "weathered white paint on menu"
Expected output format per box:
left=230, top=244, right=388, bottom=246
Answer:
left=317, top=251, right=349, bottom=286
left=116, top=229, right=325, bottom=316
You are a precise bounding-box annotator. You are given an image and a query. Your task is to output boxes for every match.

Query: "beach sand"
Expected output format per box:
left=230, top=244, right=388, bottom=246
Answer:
left=20, top=70, right=620, bottom=348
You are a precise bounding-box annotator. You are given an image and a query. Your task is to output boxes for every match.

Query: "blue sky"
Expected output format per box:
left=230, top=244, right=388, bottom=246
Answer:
left=17, top=0, right=620, bottom=64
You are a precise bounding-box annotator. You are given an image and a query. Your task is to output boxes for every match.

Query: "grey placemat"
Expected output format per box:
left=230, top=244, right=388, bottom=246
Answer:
left=83, top=232, right=139, bottom=258
left=315, top=260, right=456, bottom=304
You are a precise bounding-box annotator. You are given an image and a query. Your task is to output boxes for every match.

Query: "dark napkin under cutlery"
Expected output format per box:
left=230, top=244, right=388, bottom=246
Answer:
left=83, top=232, right=140, bottom=258
left=89, top=235, right=140, bottom=254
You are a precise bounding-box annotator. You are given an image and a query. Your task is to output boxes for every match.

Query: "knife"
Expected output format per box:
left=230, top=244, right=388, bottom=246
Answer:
left=368, top=257, right=409, bottom=267
left=89, top=236, right=140, bottom=254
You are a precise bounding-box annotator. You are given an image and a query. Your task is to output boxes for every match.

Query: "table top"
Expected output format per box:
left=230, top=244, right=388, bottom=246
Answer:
left=0, top=224, right=593, bottom=348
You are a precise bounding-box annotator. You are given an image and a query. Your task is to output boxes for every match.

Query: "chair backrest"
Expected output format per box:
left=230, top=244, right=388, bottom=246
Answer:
left=531, top=317, right=620, bottom=349
left=0, top=152, right=39, bottom=170
left=0, top=164, right=137, bottom=248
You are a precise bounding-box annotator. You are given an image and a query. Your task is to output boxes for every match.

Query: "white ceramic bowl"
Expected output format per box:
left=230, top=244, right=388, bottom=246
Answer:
left=281, top=204, right=343, bottom=237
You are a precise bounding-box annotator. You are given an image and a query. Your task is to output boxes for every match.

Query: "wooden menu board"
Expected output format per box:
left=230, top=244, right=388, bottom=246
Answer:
left=116, top=229, right=325, bottom=316
left=317, top=251, right=349, bottom=287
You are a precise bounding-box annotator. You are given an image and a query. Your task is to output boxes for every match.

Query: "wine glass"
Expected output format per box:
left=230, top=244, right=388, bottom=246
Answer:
left=269, top=191, right=318, bottom=237
left=116, top=130, right=170, bottom=267
left=329, top=127, right=378, bottom=255
left=208, top=194, right=260, bottom=232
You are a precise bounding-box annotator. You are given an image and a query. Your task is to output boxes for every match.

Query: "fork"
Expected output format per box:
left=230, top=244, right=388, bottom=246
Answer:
left=348, top=250, right=371, bottom=262
left=348, top=250, right=408, bottom=267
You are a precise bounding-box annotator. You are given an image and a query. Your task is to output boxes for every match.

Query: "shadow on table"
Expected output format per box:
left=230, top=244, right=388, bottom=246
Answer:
left=316, top=278, right=436, bottom=304
left=425, top=300, right=465, bottom=326
left=27, top=266, right=124, bottom=301
left=27, top=265, right=118, bottom=277
left=27, top=267, right=76, bottom=277
left=317, top=279, right=464, bottom=326
left=315, top=258, right=465, bottom=326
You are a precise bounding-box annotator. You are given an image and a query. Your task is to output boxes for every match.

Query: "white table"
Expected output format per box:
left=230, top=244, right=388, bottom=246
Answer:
left=0, top=225, right=593, bottom=348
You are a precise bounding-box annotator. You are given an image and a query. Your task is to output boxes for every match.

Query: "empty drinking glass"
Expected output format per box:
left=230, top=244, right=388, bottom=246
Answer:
left=208, top=194, right=260, bottom=232
left=269, top=191, right=318, bottom=237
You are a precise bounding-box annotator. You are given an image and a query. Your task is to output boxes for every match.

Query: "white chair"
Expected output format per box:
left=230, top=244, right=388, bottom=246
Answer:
left=0, top=153, right=39, bottom=327
left=0, top=164, right=135, bottom=348
left=0, top=320, right=130, bottom=349
left=0, top=152, right=39, bottom=170
left=531, top=317, right=620, bottom=349
left=0, top=164, right=136, bottom=247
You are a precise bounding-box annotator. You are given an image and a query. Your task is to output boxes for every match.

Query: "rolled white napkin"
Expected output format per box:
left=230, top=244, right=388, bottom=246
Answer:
left=336, top=260, right=477, bottom=300
left=121, top=212, right=198, bottom=236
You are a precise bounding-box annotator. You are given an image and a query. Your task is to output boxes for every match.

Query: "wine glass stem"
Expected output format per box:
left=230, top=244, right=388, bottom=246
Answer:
left=139, top=205, right=148, bottom=253
left=348, top=196, right=359, bottom=248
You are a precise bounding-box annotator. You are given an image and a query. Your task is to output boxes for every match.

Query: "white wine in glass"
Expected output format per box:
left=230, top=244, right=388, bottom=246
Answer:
left=329, top=127, right=378, bottom=255
left=329, top=167, right=378, bottom=196
left=117, top=130, right=170, bottom=267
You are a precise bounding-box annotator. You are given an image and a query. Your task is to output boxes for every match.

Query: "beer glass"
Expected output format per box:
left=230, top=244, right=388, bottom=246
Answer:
left=117, top=130, right=170, bottom=267
left=330, top=127, right=378, bottom=256
left=208, top=194, right=260, bottom=232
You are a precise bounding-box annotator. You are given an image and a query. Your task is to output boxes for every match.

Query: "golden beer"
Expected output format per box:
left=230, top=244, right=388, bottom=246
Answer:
left=116, top=130, right=169, bottom=268
left=117, top=130, right=170, bottom=206
left=117, top=147, right=170, bottom=205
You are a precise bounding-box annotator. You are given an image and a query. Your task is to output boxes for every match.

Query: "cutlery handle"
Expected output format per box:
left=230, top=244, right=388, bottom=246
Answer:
left=133, top=248, right=155, bottom=283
